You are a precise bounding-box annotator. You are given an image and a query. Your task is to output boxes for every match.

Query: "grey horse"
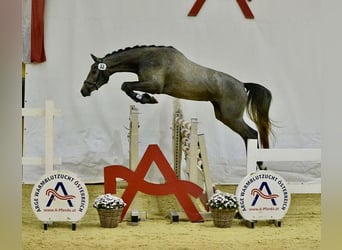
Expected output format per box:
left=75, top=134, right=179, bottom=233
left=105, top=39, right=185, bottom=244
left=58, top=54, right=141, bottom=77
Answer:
left=81, top=45, right=272, bottom=168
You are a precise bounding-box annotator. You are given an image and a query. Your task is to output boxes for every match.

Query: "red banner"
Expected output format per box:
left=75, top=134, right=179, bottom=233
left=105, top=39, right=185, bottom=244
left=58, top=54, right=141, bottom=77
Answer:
left=31, top=0, right=46, bottom=63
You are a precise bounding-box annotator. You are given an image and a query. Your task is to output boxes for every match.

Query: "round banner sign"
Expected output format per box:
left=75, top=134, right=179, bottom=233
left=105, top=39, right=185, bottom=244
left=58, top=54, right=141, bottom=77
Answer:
left=235, top=170, right=291, bottom=221
left=31, top=170, right=89, bottom=222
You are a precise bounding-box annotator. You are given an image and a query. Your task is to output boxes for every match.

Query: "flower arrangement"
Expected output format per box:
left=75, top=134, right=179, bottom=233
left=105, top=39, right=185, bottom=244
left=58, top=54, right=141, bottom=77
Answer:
left=93, top=193, right=126, bottom=210
left=208, top=190, right=238, bottom=210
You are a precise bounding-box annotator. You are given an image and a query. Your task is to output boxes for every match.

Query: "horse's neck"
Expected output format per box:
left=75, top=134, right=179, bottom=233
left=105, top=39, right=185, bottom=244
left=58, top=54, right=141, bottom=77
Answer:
left=104, top=51, right=142, bottom=75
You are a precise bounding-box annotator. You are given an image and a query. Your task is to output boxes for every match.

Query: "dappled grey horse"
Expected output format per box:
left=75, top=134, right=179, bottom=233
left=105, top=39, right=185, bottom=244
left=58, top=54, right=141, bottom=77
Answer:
left=81, top=45, right=272, bottom=169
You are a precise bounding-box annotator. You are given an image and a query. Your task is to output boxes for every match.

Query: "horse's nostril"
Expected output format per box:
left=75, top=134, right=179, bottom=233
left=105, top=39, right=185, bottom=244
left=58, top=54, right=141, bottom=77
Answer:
left=81, top=89, right=88, bottom=97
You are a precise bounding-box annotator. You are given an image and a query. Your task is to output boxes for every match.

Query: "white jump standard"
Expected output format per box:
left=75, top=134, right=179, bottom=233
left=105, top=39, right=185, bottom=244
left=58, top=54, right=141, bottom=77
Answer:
left=22, top=100, right=62, bottom=174
left=172, top=109, right=214, bottom=213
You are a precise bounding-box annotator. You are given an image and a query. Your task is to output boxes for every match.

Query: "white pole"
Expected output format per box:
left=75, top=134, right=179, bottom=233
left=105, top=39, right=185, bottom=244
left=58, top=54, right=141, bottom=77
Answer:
left=129, top=105, right=139, bottom=171
left=188, top=118, right=198, bottom=184
left=247, top=139, right=258, bottom=174
left=198, top=134, right=214, bottom=199
left=44, top=100, right=55, bottom=173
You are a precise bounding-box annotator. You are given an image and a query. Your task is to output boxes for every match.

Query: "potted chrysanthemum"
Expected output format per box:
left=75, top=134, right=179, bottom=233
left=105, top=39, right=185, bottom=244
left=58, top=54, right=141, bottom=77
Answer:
left=208, top=190, right=238, bottom=228
left=93, top=193, right=126, bottom=228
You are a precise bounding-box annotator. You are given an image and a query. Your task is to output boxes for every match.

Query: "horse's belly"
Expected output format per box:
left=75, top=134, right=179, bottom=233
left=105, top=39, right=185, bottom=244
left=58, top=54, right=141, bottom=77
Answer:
left=163, top=82, right=217, bottom=101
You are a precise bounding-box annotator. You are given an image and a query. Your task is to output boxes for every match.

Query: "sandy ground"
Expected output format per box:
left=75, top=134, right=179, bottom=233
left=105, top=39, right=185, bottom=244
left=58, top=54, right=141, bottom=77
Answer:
left=22, top=184, right=321, bottom=250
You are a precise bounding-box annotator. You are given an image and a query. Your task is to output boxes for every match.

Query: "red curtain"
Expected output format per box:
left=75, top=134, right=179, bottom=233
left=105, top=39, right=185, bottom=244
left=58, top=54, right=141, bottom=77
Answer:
left=31, top=0, right=46, bottom=63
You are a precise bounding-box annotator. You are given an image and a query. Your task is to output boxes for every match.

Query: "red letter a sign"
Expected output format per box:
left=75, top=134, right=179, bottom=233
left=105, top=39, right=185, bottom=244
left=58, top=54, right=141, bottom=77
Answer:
left=104, top=144, right=204, bottom=222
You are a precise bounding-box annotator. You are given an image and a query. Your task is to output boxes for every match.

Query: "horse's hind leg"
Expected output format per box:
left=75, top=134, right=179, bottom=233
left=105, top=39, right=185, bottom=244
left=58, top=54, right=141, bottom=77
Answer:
left=227, top=119, right=258, bottom=151
left=223, top=119, right=266, bottom=170
left=211, top=101, right=266, bottom=170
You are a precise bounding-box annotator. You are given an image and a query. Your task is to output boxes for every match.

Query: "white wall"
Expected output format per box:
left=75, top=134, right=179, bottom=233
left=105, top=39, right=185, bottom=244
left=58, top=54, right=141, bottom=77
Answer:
left=23, top=0, right=322, bottom=184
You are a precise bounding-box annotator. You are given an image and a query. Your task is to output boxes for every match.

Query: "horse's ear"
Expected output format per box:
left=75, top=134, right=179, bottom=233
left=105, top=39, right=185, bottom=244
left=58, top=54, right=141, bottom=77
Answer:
left=90, top=54, right=100, bottom=63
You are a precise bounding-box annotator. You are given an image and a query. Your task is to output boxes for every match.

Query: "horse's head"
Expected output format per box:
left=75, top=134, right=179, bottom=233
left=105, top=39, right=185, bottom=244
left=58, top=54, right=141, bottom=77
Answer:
left=81, top=54, right=110, bottom=97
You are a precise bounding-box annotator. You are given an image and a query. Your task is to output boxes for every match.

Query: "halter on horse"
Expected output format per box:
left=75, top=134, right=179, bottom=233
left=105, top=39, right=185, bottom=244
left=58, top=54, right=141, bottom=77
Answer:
left=81, top=45, right=273, bottom=169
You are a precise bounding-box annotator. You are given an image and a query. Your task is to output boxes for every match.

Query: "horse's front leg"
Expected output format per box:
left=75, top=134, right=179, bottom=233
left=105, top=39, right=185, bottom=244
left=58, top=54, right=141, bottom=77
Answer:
left=121, top=81, right=158, bottom=104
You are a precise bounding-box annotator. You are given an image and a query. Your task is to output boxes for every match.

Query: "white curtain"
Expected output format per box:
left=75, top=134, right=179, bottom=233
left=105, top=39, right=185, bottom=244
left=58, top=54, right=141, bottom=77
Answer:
left=23, top=0, right=321, bottom=184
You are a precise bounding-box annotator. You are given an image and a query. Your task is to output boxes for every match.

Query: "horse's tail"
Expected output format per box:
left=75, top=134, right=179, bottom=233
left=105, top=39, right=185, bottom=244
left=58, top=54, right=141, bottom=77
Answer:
left=244, top=82, right=273, bottom=148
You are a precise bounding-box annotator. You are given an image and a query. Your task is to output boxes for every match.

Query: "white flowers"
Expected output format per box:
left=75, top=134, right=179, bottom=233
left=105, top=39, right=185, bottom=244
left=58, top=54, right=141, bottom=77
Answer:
left=208, top=190, right=238, bottom=210
left=93, top=194, right=126, bottom=209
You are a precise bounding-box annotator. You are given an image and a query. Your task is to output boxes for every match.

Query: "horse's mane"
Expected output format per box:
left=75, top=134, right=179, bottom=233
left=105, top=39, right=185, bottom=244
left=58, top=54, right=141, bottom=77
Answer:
left=104, top=45, right=174, bottom=58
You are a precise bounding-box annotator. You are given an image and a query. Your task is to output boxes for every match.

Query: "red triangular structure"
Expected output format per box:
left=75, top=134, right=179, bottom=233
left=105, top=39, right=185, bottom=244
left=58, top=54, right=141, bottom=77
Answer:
left=104, top=144, right=204, bottom=222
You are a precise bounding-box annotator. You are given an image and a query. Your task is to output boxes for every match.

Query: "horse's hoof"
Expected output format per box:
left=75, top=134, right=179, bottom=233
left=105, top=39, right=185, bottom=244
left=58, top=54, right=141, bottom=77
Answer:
left=142, top=93, right=158, bottom=104
left=149, top=96, right=158, bottom=103
left=259, top=166, right=268, bottom=171
left=257, top=161, right=267, bottom=171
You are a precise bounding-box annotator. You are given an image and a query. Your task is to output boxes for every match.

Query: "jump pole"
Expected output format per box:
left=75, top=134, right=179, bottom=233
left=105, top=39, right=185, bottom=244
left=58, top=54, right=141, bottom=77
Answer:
left=247, top=139, right=321, bottom=194
left=172, top=109, right=214, bottom=218
left=126, top=105, right=214, bottom=221
left=172, top=109, right=183, bottom=178
left=125, top=105, right=146, bottom=222
left=128, top=105, right=139, bottom=171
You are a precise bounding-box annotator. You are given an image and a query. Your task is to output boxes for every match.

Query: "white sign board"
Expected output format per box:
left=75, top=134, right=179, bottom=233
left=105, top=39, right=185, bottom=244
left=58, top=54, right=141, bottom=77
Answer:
left=31, top=170, right=89, bottom=223
left=236, top=171, right=291, bottom=221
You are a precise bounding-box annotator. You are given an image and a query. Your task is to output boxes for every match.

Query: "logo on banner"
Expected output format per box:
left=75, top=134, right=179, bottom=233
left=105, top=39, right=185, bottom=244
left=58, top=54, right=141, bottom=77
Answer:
left=45, top=182, right=76, bottom=207
left=31, top=171, right=88, bottom=223
left=251, top=182, right=279, bottom=206
left=236, top=171, right=290, bottom=221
